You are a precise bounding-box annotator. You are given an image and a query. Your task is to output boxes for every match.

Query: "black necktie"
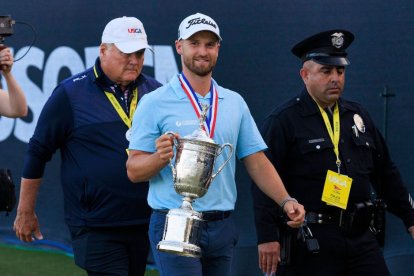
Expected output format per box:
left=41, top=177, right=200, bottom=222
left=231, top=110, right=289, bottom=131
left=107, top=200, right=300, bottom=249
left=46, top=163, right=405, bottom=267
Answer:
left=324, top=107, right=334, bottom=129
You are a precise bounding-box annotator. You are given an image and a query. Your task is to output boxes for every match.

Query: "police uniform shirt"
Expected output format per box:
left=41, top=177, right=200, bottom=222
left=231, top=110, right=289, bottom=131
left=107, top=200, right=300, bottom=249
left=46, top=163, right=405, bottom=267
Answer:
left=252, top=89, right=414, bottom=244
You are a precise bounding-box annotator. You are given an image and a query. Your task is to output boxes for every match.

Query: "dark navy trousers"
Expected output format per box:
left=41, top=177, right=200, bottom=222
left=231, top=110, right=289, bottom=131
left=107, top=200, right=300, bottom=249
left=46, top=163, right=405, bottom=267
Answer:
left=149, top=210, right=238, bottom=276
left=69, top=224, right=149, bottom=276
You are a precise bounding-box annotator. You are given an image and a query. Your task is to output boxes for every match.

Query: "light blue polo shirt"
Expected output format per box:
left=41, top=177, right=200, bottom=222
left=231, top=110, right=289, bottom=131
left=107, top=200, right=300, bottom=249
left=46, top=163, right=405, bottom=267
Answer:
left=129, top=75, right=266, bottom=211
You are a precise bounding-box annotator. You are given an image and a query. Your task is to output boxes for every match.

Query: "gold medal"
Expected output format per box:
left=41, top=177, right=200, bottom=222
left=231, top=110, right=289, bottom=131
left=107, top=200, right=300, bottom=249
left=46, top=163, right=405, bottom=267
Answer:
left=353, top=114, right=365, bottom=133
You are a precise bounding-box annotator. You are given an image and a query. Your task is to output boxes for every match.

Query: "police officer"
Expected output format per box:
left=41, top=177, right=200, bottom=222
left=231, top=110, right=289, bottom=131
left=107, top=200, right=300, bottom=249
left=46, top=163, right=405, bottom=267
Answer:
left=252, top=29, right=414, bottom=276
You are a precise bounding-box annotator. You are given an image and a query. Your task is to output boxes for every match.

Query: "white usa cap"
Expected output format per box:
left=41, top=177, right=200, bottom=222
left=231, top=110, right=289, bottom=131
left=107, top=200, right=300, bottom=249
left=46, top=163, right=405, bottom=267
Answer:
left=101, top=16, right=152, bottom=54
left=178, top=13, right=222, bottom=41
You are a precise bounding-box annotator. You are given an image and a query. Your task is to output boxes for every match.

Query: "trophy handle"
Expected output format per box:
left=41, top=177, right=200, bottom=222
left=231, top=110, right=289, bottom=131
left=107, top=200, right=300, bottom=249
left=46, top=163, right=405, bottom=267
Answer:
left=164, top=131, right=178, bottom=179
left=211, top=143, right=233, bottom=180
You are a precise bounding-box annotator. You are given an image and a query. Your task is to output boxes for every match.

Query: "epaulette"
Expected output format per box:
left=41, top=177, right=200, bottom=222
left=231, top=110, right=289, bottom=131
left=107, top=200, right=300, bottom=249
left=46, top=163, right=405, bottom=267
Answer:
left=268, top=96, right=301, bottom=117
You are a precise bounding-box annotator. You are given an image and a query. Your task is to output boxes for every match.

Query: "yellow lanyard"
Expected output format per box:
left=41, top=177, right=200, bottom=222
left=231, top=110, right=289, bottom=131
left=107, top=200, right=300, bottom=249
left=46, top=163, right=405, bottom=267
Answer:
left=317, top=102, right=341, bottom=173
left=104, top=89, right=138, bottom=129
left=93, top=65, right=138, bottom=128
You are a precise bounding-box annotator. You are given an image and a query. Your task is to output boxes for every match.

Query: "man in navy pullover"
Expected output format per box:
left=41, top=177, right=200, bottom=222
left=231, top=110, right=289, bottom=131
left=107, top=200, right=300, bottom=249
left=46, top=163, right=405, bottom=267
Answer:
left=13, top=16, right=161, bottom=275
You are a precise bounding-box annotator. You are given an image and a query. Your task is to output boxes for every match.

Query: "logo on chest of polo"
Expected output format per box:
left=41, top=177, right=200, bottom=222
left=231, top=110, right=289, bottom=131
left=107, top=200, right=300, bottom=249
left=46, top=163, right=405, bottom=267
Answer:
left=175, top=120, right=198, bottom=127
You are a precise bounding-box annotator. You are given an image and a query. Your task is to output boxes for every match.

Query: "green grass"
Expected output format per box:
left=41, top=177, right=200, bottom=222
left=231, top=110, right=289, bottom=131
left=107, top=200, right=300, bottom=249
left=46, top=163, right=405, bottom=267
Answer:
left=0, top=244, right=159, bottom=276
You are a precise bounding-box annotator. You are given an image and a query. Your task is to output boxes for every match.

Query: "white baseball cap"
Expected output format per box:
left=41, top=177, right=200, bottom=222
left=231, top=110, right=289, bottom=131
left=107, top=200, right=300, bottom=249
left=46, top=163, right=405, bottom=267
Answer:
left=101, top=16, right=152, bottom=54
left=178, top=13, right=222, bottom=41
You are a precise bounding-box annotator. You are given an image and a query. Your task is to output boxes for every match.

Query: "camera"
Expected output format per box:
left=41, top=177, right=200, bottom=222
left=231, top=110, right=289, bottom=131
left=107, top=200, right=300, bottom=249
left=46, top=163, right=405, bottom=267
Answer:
left=0, top=15, right=15, bottom=47
left=0, top=15, right=14, bottom=37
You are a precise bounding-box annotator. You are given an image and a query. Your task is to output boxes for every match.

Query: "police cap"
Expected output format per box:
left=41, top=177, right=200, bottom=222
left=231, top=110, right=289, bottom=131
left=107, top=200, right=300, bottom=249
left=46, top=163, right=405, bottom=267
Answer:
left=291, top=29, right=354, bottom=66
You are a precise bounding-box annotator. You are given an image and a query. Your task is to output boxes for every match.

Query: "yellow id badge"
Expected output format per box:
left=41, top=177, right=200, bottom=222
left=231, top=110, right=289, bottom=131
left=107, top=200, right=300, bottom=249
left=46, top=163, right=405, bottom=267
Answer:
left=321, top=170, right=353, bottom=210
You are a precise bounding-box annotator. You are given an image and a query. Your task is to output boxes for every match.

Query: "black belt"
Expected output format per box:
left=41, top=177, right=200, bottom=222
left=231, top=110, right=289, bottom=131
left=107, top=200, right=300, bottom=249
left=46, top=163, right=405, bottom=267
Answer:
left=202, top=210, right=231, bottom=221
left=153, top=209, right=231, bottom=222
left=306, top=211, right=344, bottom=225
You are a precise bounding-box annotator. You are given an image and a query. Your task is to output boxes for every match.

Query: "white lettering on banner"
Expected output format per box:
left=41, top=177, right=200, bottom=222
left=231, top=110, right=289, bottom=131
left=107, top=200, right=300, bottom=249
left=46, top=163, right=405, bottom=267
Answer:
left=0, top=45, right=178, bottom=143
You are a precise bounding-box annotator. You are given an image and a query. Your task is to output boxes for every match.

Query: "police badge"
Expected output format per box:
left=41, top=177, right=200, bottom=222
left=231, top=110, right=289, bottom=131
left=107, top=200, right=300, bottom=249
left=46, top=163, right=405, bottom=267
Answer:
left=331, top=32, right=344, bottom=49
left=353, top=114, right=365, bottom=133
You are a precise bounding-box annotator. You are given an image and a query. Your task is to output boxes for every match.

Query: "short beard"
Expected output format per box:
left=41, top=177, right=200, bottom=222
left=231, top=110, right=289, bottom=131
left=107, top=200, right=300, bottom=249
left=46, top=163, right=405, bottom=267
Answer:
left=183, top=57, right=215, bottom=77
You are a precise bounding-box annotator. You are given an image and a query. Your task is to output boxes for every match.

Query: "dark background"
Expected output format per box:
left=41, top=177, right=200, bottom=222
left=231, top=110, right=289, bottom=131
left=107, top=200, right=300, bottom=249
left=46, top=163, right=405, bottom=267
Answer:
left=1, top=1, right=413, bottom=275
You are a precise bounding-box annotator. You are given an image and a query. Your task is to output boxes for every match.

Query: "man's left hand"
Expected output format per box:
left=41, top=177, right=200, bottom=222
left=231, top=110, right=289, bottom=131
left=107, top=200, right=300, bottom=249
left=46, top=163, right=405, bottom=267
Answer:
left=284, top=201, right=305, bottom=228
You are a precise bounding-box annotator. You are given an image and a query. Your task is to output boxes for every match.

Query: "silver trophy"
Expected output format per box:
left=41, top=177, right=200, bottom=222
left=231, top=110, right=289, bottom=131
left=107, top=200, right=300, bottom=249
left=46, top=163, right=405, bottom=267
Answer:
left=157, top=104, right=233, bottom=258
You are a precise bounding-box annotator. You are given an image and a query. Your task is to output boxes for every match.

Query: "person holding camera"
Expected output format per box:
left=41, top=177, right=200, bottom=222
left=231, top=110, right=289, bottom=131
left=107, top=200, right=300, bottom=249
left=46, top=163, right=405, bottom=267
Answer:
left=0, top=46, right=27, bottom=118
left=252, top=29, right=414, bottom=276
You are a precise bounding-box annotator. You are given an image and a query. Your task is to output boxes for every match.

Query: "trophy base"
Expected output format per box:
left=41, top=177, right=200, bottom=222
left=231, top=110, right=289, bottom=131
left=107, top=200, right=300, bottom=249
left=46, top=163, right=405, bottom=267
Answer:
left=157, top=240, right=201, bottom=258
left=157, top=208, right=203, bottom=258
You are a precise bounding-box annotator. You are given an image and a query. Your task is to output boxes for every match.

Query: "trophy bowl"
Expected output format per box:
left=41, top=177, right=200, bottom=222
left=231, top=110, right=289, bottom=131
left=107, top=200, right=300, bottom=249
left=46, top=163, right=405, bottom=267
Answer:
left=157, top=132, right=233, bottom=258
left=173, top=137, right=225, bottom=198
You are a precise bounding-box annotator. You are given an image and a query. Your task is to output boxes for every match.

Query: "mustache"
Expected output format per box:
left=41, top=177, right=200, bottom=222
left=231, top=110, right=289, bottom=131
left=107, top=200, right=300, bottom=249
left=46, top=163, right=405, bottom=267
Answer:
left=125, top=66, right=139, bottom=70
left=194, top=56, right=210, bottom=61
left=328, top=83, right=342, bottom=89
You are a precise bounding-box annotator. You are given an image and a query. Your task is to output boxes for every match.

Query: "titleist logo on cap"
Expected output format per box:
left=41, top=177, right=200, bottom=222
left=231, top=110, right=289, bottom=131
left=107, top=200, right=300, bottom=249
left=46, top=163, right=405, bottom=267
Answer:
left=186, top=17, right=217, bottom=29
left=178, top=13, right=222, bottom=41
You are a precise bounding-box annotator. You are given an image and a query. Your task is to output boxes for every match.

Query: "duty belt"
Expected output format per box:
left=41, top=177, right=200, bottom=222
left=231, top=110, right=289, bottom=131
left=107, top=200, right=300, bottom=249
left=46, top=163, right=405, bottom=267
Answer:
left=306, top=211, right=344, bottom=225
left=306, top=202, right=375, bottom=236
